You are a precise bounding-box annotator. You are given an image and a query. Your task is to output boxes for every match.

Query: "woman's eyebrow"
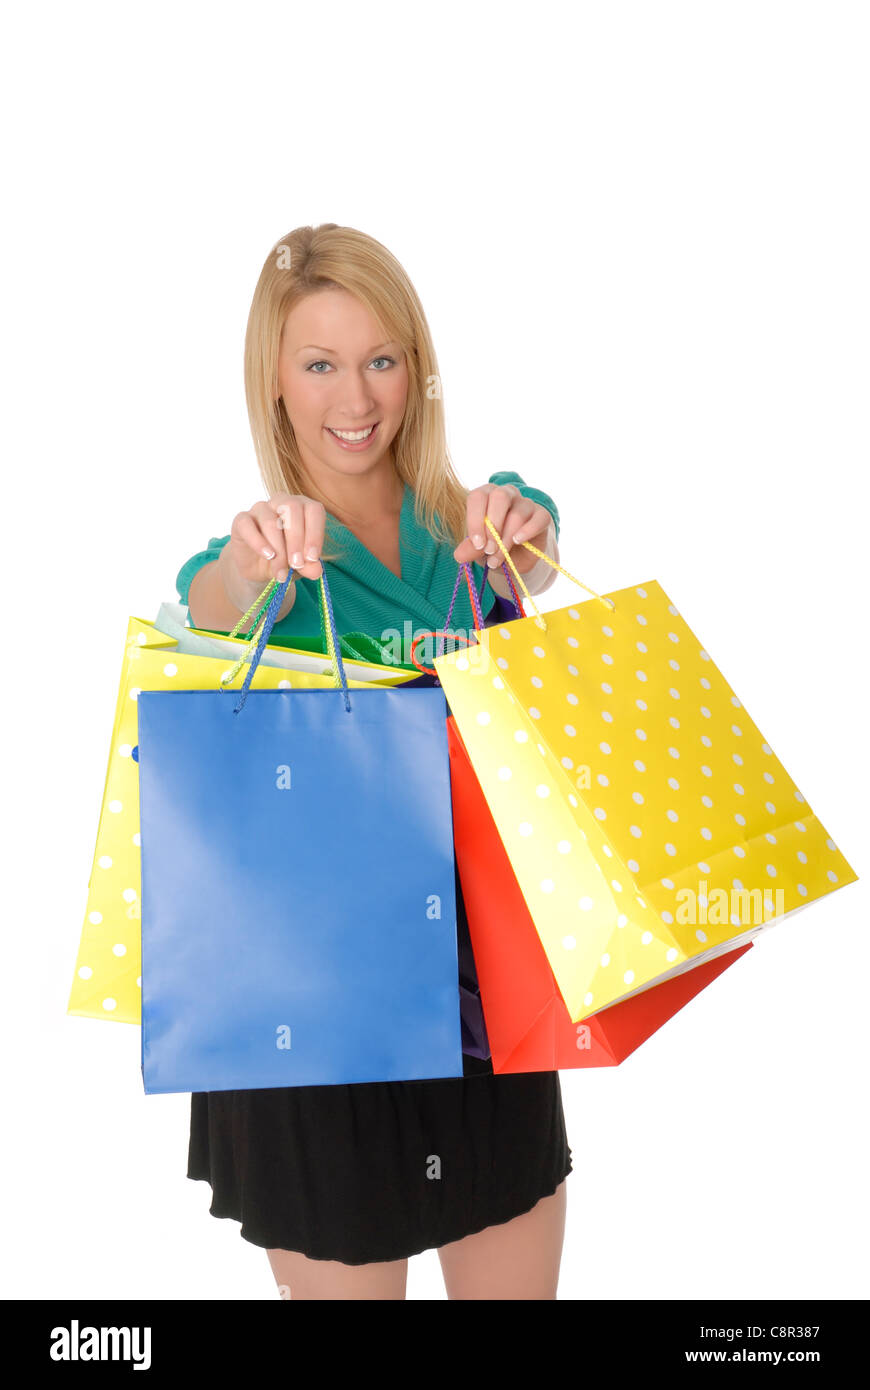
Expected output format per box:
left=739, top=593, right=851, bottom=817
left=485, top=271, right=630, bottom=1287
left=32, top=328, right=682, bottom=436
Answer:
left=295, top=341, right=397, bottom=355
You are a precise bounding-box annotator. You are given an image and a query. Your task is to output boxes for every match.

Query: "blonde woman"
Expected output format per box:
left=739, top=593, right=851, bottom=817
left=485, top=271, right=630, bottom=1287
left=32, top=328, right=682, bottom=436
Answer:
left=176, top=223, right=572, bottom=1299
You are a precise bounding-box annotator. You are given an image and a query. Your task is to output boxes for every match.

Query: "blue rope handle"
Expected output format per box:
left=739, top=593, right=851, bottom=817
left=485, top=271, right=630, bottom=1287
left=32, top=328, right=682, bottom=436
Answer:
left=227, top=566, right=352, bottom=714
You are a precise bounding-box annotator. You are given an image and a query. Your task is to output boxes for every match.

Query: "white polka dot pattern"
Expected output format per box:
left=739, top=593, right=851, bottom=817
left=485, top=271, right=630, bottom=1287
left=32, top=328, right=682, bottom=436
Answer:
left=434, top=581, right=857, bottom=1022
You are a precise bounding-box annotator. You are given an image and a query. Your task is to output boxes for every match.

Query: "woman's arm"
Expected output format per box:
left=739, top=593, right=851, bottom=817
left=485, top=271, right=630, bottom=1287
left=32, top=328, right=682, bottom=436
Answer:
left=187, top=544, right=297, bottom=631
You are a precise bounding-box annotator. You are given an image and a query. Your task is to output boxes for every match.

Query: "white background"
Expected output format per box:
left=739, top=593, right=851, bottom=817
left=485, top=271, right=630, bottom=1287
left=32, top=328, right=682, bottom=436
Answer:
left=2, top=0, right=867, bottom=1301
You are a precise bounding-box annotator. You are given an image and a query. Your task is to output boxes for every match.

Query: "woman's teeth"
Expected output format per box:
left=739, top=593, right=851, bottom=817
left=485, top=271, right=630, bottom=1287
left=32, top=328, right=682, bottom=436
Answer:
left=328, top=425, right=375, bottom=441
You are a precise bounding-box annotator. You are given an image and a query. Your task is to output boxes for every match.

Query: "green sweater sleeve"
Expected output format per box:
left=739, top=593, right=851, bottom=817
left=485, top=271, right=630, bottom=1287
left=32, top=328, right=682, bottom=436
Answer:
left=175, top=535, right=230, bottom=608
left=487, top=471, right=560, bottom=543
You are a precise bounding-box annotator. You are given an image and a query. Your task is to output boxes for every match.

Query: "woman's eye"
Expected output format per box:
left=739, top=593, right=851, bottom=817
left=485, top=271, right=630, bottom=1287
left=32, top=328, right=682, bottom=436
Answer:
left=305, top=356, right=396, bottom=373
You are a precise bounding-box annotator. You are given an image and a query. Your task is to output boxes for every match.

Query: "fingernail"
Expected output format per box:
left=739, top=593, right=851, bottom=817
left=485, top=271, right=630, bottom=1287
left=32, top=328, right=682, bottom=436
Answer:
left=512, top=534, right=524, bottom=545
left=472, top=533, right=484, bottom=547
left=292, top=552, right=303, bottom=566
left=262, top=547, right=276, bottom=559
left=306, top=548, right=319, bottom=561
left=277, top=568, right=289, bottom=582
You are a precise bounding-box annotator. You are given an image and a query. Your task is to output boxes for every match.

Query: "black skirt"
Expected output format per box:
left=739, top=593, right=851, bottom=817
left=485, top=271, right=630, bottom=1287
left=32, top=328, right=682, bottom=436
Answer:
left=187, top=872, right=573, bottom=1266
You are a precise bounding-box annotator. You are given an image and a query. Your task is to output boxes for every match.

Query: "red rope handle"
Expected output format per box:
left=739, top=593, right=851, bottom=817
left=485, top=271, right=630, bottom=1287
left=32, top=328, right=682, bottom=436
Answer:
left=410, top=629, right=472, bottom=674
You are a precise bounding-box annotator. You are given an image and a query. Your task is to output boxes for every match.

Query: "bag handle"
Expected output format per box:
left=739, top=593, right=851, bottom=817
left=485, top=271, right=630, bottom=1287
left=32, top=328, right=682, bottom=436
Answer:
left=481, top=515, right=615, bottom=633
left=409, top=528, right=614, bottom=671
left=215, top=549, right=527, bottom=687
left=218, top=568, right=352, bottom=715
left=475, top=556, right=522, bottom=622
left=453, top=558, right=525, bottom=631
left=408, top=559, right=525, bottom=673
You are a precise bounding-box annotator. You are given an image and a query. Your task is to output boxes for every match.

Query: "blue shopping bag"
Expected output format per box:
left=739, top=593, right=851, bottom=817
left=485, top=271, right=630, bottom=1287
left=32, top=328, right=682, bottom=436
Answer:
left=137, top=569, right=464, bottom=1093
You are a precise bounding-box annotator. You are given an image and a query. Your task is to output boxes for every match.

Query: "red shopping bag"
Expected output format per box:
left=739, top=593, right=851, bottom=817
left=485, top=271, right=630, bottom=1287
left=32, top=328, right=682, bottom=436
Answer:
left=446, top=716, right=753, bottom=1071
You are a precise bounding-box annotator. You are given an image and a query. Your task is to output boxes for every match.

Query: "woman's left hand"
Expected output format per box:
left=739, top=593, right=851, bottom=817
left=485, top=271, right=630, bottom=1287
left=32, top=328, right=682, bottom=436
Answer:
left=453, top=482, right=553, bottom=575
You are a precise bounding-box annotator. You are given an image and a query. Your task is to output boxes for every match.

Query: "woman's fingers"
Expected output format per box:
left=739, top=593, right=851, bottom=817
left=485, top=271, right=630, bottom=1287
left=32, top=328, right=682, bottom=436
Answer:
left=454, top=484, right=510, bottom=565
left=453, top=484, right=533, bottom=568
left=265, top=496, right=325, bottom=580
left=297, top=500, right=326, bottom=579
left=231, top=509, right=288, bottom=584
left=503, top=504, right=554, bottom=574
left=482, top=501, right=538, bottom=567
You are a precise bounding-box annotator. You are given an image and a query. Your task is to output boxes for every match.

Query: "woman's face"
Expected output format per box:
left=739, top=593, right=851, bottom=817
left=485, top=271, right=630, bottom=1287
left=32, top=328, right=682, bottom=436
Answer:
left=276, top=287, right=409, bottom=485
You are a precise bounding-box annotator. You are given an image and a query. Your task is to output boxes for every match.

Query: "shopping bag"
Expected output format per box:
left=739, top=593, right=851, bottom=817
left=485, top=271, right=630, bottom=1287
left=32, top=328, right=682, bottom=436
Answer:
left=137, top=567, right=464, bottom=1093
left=434, top=520, right=858, bottom=1023
left=447, top=715, right=753, bottom=1070
left=67, top=590, right=411, bottom=1025
left=401, top=564, right=530, bottom=1061
left=153, top=599, right=419, bottom=674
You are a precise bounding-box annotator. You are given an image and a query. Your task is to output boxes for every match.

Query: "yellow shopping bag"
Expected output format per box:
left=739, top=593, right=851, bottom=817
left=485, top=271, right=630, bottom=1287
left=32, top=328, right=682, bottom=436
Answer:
left=67, top=591, right=411, bottom=1025
left=434, top=519, right=858, bottom=1023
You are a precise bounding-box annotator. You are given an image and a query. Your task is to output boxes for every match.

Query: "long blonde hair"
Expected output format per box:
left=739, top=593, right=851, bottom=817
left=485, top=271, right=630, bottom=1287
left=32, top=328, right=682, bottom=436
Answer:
left=244, top=223, right=469, bottom=565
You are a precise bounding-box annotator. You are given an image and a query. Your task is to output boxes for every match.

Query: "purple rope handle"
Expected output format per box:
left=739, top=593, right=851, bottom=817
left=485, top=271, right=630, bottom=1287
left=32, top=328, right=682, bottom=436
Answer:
left=436, top=561, right=524, bottom=659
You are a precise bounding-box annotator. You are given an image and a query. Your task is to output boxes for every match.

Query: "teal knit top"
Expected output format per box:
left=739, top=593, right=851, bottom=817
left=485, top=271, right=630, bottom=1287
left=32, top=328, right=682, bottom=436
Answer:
left=175, top=470, right=559, bottom=644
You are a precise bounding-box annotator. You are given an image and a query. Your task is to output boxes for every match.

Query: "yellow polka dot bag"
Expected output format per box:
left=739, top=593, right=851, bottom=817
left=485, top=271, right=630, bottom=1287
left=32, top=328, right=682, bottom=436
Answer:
left=67, top=594, right=410, bottom=1026
left=433, top=518, right=858, bottom=1024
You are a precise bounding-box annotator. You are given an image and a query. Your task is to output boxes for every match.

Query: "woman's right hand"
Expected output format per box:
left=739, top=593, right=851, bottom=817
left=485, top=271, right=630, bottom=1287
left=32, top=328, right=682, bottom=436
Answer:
left=225, top=493, right=326, bottom=588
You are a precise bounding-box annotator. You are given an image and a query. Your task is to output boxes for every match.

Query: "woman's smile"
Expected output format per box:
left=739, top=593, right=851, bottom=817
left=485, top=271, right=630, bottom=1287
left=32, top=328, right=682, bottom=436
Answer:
left=324, top=420, right=381, bottom=450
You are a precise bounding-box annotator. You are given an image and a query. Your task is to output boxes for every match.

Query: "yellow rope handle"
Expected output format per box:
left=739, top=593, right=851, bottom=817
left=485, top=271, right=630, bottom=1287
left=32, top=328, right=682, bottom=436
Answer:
left=212, top=573, right=343, bottom=690
left=483, top=516, right=615, bottom=632
left=214, top=579, right=278, bottom=688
